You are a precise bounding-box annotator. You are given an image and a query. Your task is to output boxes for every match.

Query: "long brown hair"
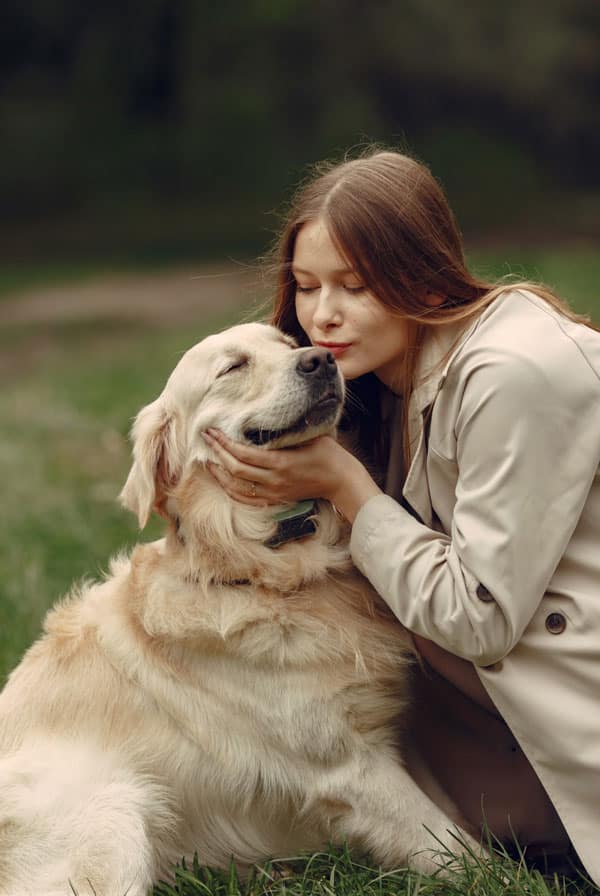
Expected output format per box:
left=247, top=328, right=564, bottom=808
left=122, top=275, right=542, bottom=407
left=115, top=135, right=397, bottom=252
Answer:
left=269, top=148, right=594, bottom=473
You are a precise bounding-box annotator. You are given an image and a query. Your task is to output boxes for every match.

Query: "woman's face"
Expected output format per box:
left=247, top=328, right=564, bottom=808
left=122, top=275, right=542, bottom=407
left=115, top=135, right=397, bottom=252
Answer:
left=293, top=219, right=408, bottom=388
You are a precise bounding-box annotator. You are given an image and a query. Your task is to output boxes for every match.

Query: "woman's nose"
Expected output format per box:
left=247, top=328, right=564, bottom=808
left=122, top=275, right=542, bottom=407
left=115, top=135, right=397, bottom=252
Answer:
left=312, top=288, right=342, bottom=327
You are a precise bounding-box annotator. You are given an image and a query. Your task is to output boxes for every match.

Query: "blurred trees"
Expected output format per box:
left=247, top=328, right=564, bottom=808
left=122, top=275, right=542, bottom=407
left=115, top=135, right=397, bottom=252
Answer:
left=1, top=0, right=599, bottom=258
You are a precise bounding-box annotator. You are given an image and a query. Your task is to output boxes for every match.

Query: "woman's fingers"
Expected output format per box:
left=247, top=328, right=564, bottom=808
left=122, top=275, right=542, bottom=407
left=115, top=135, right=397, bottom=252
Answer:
left=201, top=429, right=351, bottom=506
left=206, top=460, right=275, bottom=506
left=201, top=432, right=266, bottom=484
left=201, top=429, right=287, bottom=504
left=203, top=429, right=281, bottom=471
left=202, top=428, right=294, bottom=497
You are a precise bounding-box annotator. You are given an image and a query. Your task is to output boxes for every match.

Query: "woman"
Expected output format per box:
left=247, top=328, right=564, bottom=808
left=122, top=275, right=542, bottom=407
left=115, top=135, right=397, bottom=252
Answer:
left=202, top=149, right=600, bottom=881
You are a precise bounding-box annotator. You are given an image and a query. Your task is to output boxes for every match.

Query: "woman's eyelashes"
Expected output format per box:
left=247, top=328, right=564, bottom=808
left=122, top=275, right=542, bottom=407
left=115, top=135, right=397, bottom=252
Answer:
left=295, top=283, right=365, bottom=294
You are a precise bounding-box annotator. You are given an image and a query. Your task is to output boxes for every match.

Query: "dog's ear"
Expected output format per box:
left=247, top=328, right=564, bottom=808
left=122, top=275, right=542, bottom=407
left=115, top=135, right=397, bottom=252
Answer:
left=119, top=398, right=185, bottom=529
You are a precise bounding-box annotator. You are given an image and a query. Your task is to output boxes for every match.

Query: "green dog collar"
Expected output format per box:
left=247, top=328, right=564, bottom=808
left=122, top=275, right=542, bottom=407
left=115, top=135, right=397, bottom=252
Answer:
left=265, top=499, right=318, bottom=548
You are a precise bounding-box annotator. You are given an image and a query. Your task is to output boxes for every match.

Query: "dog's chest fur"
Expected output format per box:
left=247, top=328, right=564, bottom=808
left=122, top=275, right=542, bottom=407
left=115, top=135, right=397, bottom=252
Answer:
left=119, top=539, right=412, bottom=761
left=0, top=532, right=414, bottom=877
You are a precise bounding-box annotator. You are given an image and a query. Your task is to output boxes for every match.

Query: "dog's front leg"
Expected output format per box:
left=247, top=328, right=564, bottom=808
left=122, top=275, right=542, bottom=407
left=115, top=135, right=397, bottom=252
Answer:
left=317, top=752, right=480, bottom=874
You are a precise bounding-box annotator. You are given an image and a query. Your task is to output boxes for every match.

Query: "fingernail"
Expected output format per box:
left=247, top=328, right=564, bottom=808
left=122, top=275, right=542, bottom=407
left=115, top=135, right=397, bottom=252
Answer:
left=201, top=431, right=214, bottom=443
left=207, top=428, right=221, bottom=439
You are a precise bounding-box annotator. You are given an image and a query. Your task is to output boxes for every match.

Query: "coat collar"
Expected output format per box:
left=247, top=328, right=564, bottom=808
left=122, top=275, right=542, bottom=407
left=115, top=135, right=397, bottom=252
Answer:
left=401, top=314, right=481, bottom=526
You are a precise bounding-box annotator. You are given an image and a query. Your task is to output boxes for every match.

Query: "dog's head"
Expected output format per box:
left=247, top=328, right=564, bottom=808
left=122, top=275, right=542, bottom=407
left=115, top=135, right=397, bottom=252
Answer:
left=120, top=322, right=345, bottom=530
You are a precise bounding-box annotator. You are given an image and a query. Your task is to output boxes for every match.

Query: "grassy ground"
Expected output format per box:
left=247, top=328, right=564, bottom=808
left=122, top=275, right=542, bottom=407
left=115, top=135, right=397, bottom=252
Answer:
left=152, top=843, right=598, bottom=896
left=0, top=313, right=234, bottom=677
left=1, top=247, right=599, bottom=895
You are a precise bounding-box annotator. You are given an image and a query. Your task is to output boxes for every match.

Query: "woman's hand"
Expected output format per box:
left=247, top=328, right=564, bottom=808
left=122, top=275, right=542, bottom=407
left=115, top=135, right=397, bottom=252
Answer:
left=201, top=429, right=381, bottom=523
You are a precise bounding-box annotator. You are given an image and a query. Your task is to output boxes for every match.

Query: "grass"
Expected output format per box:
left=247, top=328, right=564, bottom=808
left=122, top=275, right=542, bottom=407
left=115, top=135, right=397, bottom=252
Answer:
left=0, top=258, right=173, bottom=300
left=1, top=247, right=600, bottom=895
left=0, top=315, right=233, bottom=676
left=151, top=841, right=599, bottom=896
left=0, top=252, right=231, bottom=300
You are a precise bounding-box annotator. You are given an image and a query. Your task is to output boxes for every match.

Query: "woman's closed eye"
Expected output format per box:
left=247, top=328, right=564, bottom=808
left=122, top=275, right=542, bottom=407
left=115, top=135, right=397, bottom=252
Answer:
left=295, top=283, right=365, bottom=294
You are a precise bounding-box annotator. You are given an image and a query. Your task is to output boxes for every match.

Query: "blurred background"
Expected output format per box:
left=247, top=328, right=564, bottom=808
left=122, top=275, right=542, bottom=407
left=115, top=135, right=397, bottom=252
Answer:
left=1, top=0, right=599, bottom=680
left=2, top=0, right=600, bottom=264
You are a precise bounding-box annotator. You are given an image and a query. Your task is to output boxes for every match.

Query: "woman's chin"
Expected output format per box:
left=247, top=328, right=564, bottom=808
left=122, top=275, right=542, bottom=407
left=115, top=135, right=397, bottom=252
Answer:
left=336, top=359, right=365, bottom=380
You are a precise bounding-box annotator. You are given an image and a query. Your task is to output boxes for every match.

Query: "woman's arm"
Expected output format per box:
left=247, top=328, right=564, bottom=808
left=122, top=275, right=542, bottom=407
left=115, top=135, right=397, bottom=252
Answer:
left=351, top=348, right=600, bottom=667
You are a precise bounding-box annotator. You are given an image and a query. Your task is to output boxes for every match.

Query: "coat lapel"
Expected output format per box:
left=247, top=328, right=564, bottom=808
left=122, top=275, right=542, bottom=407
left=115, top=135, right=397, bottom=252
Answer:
left=402, top=408, right=433, bottom=528
left=401, top=316, right=482, bottom=526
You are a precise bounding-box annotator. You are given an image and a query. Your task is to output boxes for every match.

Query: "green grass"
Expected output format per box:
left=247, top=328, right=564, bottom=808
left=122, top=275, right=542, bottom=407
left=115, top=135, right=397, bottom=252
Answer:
left=0, top=252, right=232, bottom=300
left=151, top=841, right=598, bottom=896
left=0, top=314, right=235, bottom=676
left=0, top=261, right=108, bottom=299
left=1, top=248, right=599, bottom=895
left=0, top=259, right=173, bottom=300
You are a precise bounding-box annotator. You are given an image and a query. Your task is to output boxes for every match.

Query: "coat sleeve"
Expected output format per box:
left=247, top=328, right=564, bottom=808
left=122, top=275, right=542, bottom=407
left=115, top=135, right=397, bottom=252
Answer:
left=349, top=348, right=600, bottom=666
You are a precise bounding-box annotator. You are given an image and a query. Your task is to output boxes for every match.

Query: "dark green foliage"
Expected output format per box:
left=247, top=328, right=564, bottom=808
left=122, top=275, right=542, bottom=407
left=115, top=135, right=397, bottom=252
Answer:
left=2, top=2, right=600, bottom=259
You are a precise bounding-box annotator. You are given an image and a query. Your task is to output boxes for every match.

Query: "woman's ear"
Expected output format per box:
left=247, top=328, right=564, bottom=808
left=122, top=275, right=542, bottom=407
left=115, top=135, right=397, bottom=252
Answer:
left=424, top=292, right=446, bottom=308
left=119, top=398, right=185, bottom=528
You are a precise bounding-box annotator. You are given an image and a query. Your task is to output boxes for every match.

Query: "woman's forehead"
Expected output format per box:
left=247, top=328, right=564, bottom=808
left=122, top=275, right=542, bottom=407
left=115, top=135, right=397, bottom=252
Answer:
left=292, top=220, right=356, bottom=274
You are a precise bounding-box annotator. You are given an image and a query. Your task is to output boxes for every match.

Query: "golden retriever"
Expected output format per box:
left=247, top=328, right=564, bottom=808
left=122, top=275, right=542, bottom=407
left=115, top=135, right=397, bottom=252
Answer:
left=0, top=323, right=471, bottom=895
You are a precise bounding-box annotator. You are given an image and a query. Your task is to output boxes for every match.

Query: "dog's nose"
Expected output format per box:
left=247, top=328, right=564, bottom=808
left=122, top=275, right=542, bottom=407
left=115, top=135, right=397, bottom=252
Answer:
left=296, top=347, right=336, bottom=377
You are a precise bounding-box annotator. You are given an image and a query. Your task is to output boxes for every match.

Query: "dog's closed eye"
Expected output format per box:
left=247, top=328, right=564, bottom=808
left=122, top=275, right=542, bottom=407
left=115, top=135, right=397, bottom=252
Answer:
left=217, top=357, right=248, bottom=378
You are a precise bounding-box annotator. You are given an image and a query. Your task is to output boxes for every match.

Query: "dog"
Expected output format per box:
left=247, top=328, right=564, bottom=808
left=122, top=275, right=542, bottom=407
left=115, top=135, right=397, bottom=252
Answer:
left=0, top=322, right=473, bottom=895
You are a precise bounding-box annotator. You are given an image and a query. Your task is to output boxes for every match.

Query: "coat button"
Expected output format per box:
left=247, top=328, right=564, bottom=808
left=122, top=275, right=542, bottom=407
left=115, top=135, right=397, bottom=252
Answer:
left=545, top=612, right=566, bottom=635
left=476, top=583, right=494, bottom=602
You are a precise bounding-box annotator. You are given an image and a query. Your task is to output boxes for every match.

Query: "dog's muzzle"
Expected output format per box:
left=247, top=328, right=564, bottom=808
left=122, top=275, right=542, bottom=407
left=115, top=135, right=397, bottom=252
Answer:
left=243, top=348, right=343, bottom=447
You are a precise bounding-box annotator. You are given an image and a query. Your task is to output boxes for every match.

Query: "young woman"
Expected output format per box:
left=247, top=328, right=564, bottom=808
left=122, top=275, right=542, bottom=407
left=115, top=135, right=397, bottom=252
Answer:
left=202, top=149, right=600, bottom=882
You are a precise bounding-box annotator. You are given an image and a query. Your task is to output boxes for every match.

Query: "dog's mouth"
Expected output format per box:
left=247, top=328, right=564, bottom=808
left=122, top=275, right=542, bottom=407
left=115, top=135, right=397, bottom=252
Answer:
left=243, top=387, right=342, bottom=447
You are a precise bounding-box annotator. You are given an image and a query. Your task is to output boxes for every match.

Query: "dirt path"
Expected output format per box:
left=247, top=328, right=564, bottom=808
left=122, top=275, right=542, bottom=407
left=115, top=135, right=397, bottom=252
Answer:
left=0, top=264, right=265, bottom=327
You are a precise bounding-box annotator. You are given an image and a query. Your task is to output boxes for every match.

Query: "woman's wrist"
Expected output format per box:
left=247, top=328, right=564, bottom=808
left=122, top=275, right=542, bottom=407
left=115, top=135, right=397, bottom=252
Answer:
left=329, top=457, right=382, bottom=524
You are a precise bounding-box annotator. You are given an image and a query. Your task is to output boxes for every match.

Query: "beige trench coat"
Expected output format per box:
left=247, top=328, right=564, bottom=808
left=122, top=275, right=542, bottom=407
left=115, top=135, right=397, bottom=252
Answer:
left=350, top=289, right=600, bottom=882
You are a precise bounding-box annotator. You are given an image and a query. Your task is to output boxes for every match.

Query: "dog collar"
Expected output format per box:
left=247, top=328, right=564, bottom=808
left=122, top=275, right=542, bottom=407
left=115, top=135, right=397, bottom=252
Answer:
left=265, top=499, right=318, bottom=549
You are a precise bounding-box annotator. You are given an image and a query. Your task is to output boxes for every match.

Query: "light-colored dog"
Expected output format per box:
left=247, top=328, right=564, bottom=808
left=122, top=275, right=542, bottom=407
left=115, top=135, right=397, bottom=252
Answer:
left=0, top=323, right=471, bottom=896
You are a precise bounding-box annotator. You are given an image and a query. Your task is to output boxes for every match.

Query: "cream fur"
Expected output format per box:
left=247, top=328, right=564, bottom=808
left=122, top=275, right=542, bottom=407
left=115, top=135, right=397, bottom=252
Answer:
left=0, top=323, right=473, bottom=895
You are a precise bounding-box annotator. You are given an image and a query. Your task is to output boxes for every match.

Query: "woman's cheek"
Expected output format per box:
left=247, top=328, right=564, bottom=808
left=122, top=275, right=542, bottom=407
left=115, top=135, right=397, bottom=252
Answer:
left=294, top=295, right=317, bottom=336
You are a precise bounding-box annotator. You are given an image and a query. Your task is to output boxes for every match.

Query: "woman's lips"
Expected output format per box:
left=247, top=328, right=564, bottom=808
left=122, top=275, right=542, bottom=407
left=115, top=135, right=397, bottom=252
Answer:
left=316, top=341, right=352, bottom=358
